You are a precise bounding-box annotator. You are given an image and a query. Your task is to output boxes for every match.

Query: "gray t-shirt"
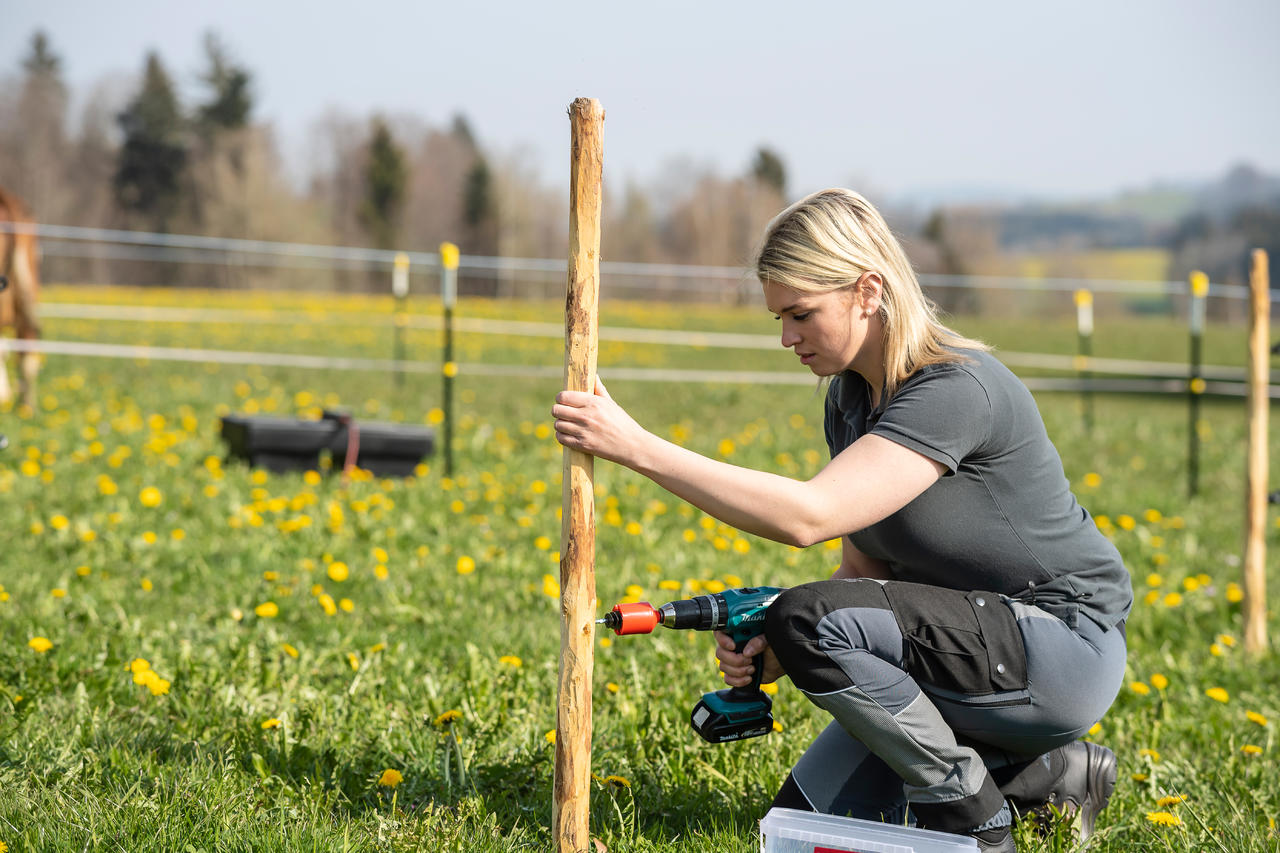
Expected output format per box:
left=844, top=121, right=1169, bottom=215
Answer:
left=824, top=349, right=1133, bottom=631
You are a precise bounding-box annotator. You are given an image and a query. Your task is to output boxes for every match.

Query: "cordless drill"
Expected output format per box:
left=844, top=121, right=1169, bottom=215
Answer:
left=597, top=586, right=784, bottom=743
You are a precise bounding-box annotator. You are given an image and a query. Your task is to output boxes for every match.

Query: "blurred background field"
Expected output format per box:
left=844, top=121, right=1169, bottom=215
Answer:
left=2, top=287, right=1278, bottom=851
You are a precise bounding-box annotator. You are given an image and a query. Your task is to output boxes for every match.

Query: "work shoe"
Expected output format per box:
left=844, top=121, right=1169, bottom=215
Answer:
left=968, top=823, right=1017, bottom=852
left=1007, top=741, right=1117, bottom=841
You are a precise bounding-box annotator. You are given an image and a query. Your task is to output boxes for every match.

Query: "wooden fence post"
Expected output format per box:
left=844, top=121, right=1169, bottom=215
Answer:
left=1244, top=249, right=1270, bottom=656
left=554, top=97, right=604, bottom=853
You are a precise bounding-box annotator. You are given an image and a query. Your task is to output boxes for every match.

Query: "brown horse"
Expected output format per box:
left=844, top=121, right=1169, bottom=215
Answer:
left=0, top=186, right=40, bottom=410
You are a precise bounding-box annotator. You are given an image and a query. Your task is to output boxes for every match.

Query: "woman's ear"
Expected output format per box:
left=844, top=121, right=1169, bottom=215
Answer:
left=859, top=272, right=884, bottom=317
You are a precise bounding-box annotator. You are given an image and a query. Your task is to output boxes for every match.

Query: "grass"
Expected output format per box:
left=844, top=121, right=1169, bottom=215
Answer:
left=0, top=286, right=1277, bottom=851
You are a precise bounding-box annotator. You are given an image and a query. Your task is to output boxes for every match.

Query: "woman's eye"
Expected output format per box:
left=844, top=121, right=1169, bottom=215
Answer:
left=793, top=312, right=811, bottom=322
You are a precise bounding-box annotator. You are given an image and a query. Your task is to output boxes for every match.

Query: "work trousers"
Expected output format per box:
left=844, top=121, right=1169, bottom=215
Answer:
left=765, top=578, right=1126, bottom=833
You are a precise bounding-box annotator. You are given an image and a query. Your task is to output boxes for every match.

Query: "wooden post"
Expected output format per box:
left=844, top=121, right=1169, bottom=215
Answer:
left=1074, top=289, right=1094, bottom=433
left=1244, top=249, right=1270, bottom=656
left=392, top=252, right=409, bottom=388
left=554, top=97, right=604, bottom=853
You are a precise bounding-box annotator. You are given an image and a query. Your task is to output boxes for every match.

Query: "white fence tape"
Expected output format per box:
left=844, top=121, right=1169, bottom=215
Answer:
left=4, top=336, right=1275, bottom=396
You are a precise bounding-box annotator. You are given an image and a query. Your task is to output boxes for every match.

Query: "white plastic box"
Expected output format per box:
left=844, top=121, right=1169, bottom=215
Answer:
left=759, top=807, right=979, bottom=853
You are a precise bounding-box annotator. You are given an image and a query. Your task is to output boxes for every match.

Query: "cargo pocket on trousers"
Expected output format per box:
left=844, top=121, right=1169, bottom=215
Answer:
left=883, top=582, right=1029, bottom=697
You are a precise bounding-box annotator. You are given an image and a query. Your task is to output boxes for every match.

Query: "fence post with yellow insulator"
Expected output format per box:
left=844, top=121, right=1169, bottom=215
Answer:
left=1074, top=289, right=1093, bottom=432
left=1188, top=270, right=1209, bottom=496
left=392, top=252, right=410, bottom=388
left=440, top=242, right=460, bottom=478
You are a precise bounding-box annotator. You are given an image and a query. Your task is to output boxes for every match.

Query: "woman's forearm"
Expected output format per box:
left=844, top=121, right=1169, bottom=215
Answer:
left=629, top=430, right=822, bottom=546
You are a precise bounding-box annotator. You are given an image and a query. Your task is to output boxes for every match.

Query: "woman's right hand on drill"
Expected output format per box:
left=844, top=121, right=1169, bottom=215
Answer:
left=715, top=631, right=784, bottom=687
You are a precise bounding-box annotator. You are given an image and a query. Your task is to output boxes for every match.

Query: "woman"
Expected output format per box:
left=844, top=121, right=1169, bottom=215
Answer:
left=552, top=188, right=1131, bottom=852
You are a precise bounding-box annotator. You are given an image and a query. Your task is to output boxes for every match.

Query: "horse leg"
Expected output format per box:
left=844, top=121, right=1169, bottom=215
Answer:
left=18, top=334, right=37, bottom=411
left=0, top=336, right=11, bottom=406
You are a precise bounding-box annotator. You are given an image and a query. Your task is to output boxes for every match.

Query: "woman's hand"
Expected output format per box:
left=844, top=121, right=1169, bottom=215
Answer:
left=714, top=631, right=784, bottom=688
left=552, top=378, right=649, bottom=468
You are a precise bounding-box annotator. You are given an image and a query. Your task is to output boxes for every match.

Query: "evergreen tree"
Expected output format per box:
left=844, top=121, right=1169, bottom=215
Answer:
left=196, top=32, right=253, bottom=135
left=751, top=147, right=787, bottom=197
left=359, top=117, right=408, bottom=249
left=463, top=156, right=493, bottom=230
left=114, top=52, right=188, bottom=232
left=23, top=31, right=63, bottom=79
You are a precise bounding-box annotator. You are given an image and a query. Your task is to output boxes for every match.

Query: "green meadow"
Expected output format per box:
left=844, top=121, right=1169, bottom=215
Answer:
left=0, top=286, right=1276, bottom=851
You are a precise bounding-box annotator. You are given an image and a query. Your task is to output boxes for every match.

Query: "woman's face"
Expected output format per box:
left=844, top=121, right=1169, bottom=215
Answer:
left=764, top=278, right=880, bottom=377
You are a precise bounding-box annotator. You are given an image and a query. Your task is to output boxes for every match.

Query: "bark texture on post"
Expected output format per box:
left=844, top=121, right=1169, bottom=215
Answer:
left=554, top=97, right=604, bottom=853
left=1244, top=249, right=1270, bottom=656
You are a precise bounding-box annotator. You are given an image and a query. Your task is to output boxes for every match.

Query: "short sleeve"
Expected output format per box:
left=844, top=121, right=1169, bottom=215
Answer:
left=870, top=365, right=992, bottom=474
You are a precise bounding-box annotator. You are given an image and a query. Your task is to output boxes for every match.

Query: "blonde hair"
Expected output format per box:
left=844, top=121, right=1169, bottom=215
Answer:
left=754, top=187, right=987, bottom=399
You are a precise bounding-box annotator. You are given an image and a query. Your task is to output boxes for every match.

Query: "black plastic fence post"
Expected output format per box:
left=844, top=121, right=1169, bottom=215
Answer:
left=1188, top=270, right=1208, bottom=496
left=440, top=242, right=459, bottom=478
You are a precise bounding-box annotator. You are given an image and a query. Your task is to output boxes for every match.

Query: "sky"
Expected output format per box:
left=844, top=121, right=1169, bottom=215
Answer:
left=4, top=0, right=1279, bottom=205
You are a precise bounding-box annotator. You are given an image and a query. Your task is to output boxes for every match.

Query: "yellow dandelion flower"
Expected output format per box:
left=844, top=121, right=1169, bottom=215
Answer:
left=1210, top=644, right=1224, bottom=657
left=1117, top=515, right=1136, bottom=531
left=1146, top=573, right=1163, bottom=587
left=1151, top=673, right=1169, bottom=690
left=1205, top=687, right=1229, bottom=703
left=760, top=682, right=779, bottom=695
left=1143, top=589, right=1161, bottom=605
left=146, top=675, right=170, bottom=696
left=378, top=768, right=403, bottom=787
left=318, top=594, right=337, bottom=615
left=434, top=709, right=462, bottom=727
left=50, top=514, right=69, bottom=531
left=1146, top=811, right=1182, bottom=827
left=339, top=598, right=354, bottom=612
left=327, top=561, right=349, bottom=582
left=254, top=601, right=279, bottom=618
left=599, top=636, right=612, bottom=648
left=139, top=486, right=163, bottom=508
left=625, top=521, right=642, bottom=536
left=1143, top=509, right=1163, bottom=523
left=542, top=574, right=560, bottom=597
left=129, top=657, right=151, bottom=674
left=28, top=637, right=52, bottom=653
left=1242, top=744, right=1263, bottom=756
left=141, top=531, right=157, bottom=545
left=1130, top=681, right=1151, bottom=696
left=499, top=655, right=523, bottom=668
left=346, top=652, right=359, bottom=671
left=1226, top=583, right=1244, bottom=603
left=534, top=535, right=551, bottom=551
left=717, top=439, right=735, bottom=457
left=1217, top=633, right=1237, bottom=648
left=1132, top=773, right=1149, bottom=782
left=604, top=775, right=631, bottom=789
left=1157, top=795, right=1186, bottom=808
left=76, top=565, right=91, bottom=577
left=545, top=729, right=556, bottom=745
left=456, top=556, right=476, bottom=575
left=1088, top=722, right=1103, bottom=736
left=606, top=682, right=620, bottom=694
left=1139, top=748, right=1162, bottom=762
left=51, top=588, right=67, bottom=599
left=261, top=718, right=282, bottom=730
left=1163, top=592, right=1183, bottom=607
left=140, top=578, right=153, bottom=591
left=1246, top=710, right=1268, bottom=727
left=282, top=643, right=299, bottom=658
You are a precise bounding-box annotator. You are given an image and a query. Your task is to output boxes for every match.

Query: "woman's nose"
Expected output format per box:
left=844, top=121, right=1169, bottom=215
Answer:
left=780, top=325, right=801, bottom=348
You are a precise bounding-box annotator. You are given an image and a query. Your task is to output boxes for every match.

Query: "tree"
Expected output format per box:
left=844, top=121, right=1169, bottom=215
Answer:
left=114, top=52, right=188, bottom=232
left=196, top=32, right=253, bottom=137
left=2, top=31, right=71, bottom=218
left=752, top=147, right=787, bottom=198
left=359, top=117, right=408, bottom=249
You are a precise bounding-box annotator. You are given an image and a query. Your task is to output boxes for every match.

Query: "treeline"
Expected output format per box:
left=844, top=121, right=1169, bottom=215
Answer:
left=1, top=31, right=1276, bottom=299
left=0, top=31, right=794, bottom=293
